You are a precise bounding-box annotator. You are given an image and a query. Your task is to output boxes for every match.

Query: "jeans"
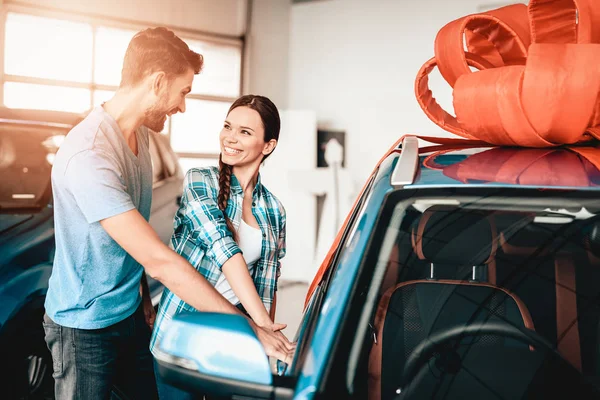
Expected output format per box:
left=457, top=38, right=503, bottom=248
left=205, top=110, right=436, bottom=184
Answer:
left=42, top=304, right=158, bottom=400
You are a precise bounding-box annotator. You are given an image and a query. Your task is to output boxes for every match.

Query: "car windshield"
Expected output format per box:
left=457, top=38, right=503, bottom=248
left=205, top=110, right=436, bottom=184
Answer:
left=0, top=126, right=64, bottom=211
left=366, top=191, right=600, bottom=399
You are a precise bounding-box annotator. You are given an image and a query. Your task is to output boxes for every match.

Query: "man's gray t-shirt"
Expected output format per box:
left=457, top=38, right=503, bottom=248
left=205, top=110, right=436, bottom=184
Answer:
left=45, top=106, right=153, bottom=329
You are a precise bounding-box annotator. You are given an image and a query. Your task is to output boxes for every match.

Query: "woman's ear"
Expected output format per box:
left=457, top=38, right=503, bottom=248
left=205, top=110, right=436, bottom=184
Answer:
left=263, top=139, right=277, bottom=156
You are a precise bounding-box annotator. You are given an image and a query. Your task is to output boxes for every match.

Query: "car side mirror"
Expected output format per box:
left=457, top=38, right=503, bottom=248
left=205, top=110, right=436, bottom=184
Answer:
left=154, top=312, right=276, bottom=398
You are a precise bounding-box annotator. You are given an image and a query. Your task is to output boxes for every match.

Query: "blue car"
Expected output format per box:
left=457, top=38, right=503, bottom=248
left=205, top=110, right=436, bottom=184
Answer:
left=155, top=136, right=600, bottom=399
left=0, top=107, right=182, bottom=399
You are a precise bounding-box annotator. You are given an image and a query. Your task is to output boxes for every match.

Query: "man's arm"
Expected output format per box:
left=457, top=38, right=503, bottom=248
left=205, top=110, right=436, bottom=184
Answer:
left=100, top=209, right=294, bottom=360
left=101, top=209, right=242, bottom=314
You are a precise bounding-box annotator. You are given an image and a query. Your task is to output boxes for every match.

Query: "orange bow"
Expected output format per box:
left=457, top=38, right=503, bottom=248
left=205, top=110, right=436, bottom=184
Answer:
left=416, top=0, right=600, bottom=147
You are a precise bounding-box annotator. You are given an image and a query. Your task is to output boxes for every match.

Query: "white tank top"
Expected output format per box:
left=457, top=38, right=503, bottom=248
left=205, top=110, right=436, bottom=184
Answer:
left=214, top=218, right=263, bottom=305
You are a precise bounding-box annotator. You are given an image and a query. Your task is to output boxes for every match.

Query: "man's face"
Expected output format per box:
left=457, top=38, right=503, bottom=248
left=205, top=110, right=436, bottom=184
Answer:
left=144, top=68, right=194, bottom=132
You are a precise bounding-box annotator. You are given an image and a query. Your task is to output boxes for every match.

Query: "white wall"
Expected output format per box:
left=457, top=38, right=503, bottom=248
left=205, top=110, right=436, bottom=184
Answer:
left=288, top=0, right=502, bottom=185
left=261, top=110, right=318, bottom=283
left=244, top=0, right=291, bottom=109
left=6, top=0, right=248, bottom=36
left=248, top=0, right=513, bottom=282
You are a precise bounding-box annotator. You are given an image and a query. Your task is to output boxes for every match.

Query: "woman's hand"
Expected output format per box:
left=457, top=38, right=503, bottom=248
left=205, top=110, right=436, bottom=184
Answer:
left=250, top=321, right=296, bottom=364
left=261, top=321, right=297, bottom=355
left=221, top=255, right=297, bottom=360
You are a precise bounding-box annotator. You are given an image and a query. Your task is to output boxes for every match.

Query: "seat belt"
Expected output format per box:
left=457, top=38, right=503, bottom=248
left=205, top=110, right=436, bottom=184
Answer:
left=555, top=256, right=582, bottom=371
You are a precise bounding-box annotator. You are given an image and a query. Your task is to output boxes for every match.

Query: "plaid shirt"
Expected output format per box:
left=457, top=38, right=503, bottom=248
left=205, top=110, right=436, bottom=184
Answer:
left=150, top=166, right=286, bottom=354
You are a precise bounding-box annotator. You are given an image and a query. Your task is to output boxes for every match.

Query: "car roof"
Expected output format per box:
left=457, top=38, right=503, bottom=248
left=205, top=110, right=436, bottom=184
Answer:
left=385, top=136, right=600, bottom=191
left=305, top=135, right=600, bottom=306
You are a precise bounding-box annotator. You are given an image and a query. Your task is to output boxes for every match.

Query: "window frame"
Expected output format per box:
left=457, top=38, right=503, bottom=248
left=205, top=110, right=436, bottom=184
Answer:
left=0, top=3, right=243, bottom=162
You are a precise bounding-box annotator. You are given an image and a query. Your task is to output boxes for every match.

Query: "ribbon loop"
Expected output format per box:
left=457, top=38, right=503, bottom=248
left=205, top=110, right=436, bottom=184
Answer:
left=417, top=0, right=600, bottom=147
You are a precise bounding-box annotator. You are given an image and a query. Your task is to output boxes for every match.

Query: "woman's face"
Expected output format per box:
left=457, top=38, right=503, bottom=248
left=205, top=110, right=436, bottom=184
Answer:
left=219, top=106, right=276, bottom=167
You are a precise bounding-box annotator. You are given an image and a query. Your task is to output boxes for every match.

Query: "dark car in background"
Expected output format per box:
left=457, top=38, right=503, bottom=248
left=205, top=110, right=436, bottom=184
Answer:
left=0, top=107, right=183, bottom=399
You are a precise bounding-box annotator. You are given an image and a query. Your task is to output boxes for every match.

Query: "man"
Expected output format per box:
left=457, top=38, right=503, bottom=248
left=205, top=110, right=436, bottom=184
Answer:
left=43, top=27, right=293, bottom=400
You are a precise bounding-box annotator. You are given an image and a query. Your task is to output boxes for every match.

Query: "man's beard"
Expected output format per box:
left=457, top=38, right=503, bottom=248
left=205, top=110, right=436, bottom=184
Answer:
left=143, top=103, right=170, bottom=132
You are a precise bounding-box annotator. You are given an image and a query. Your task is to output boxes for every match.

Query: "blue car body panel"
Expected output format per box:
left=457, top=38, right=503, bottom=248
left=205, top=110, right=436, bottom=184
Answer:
left=0, top=264, right=51, bottom=331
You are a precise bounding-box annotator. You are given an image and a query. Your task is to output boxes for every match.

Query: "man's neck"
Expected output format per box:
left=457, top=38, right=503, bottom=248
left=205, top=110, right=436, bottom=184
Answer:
left=102, top=89, right=146, bottom=140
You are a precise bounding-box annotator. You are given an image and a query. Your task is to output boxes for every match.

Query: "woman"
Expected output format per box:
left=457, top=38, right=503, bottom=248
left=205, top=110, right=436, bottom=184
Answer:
left=150, top=94, right=290, bottom=399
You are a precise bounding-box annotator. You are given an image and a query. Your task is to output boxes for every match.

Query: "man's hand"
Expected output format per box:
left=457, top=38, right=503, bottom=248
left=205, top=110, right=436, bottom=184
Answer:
left=253, top=323, right=296, bottom=364
left=140, top=272, right=156, bottom=330
left=143, top=295, right=156, bottom=330
left=262, top=322, right=295, bottom=349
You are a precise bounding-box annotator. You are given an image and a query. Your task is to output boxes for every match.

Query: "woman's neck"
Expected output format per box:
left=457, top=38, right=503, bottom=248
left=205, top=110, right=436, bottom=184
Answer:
left=233, top=164, right=260, bottom=195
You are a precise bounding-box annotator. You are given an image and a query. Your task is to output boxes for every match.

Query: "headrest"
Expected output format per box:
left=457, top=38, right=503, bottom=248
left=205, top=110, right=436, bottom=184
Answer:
left=412, top=205, right=497, bottom=265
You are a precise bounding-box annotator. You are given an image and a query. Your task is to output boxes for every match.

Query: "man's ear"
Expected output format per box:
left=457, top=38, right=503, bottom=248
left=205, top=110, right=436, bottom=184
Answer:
left=263, top=139, right=277, bottom=156
left=151, top=71, right=167, bottom=96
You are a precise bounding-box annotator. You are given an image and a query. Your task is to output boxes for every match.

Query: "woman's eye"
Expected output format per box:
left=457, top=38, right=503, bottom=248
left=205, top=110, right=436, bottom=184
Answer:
left=224, top=124, right=230, bottom=129
left=241, top=130, right=250, bottom=135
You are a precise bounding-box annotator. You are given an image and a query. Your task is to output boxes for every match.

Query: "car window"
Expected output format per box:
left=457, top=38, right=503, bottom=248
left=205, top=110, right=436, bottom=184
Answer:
left=349, top=190, right=600, bottom=399
left=0, top=125, right=64, bottom=211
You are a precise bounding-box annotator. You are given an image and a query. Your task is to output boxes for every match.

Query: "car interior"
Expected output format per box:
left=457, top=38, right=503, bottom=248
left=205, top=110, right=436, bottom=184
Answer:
left=362, top=201, right=600, bottom=400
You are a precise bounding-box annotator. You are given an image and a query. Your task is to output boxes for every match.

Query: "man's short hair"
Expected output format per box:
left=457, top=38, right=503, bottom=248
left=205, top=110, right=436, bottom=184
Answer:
left=120, top=27, right=203, bottom=88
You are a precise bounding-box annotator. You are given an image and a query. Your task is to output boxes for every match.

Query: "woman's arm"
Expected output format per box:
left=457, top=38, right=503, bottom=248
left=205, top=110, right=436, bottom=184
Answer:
left=221, top=253, right=275, bottom=328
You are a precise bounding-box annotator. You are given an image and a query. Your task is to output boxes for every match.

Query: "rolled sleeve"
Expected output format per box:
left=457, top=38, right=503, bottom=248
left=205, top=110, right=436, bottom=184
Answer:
left=180, top=169, right=241, bottom=269
left=64, top=150, right=135, bottom=224
left=207, top=236, right=242, bottom=269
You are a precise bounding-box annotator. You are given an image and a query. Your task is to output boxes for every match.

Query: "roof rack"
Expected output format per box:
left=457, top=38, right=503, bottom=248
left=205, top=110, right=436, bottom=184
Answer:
left=390, top=136, right=419, bottom=186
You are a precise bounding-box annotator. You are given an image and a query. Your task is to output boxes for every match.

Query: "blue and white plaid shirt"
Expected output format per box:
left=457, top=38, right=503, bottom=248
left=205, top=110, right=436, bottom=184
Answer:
left=150, top=166, right=286, bottom=354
